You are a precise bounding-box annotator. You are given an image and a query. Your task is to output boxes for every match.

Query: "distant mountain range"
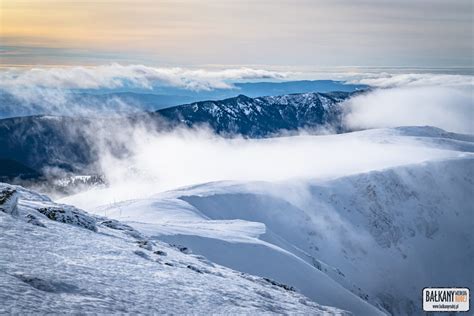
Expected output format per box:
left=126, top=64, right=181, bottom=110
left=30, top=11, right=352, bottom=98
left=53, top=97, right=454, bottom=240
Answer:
left=156, top=92, right=351, bottom=137
left=0, top=80, right=366, bottom=118
left=0, top=90, right=356, bottom=180
left=80, top=80, right=366, bottom=109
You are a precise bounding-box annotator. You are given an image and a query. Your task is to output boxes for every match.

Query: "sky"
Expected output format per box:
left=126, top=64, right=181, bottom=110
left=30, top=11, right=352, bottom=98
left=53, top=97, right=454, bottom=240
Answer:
left=0, top=0, right=472, bottom=69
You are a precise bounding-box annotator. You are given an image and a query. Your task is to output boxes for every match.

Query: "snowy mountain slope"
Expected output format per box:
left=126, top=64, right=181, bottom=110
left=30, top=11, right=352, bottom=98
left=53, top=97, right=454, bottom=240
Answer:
left=0, top=80, right=365, bottom=118
left=0, top=183, right=350, bottom=315
left=88, top=197, right=384, bottom=315
left=174, top=157, right=473, bottom=315
left=155, top=92, right=352, bottom=136
left=0, top=91, right=353, bottom=181
left=81, top=127, right=474, bottom=315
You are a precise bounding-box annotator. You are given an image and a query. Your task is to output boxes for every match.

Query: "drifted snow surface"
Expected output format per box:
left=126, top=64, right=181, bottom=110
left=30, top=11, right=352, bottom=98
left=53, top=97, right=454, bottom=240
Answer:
left=4, top=126, right=470, bottom=315
left=0, top=184, right=348, bottom=315
left=71, top=127, right=474, bottom=315
left=90, top=157, right=473, bottom=315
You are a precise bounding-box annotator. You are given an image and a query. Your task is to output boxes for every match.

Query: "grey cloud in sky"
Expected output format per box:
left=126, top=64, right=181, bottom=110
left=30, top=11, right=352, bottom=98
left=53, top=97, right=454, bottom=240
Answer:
left=0, top=0, right=472, bottom=67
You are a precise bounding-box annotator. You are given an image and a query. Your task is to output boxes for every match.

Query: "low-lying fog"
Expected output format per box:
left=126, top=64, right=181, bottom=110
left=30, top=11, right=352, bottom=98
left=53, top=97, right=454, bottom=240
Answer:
left=59, top=126, right=470, bottom=210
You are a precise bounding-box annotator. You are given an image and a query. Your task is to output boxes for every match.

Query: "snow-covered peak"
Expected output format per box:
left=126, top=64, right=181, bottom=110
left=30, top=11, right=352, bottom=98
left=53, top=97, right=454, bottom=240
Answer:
left=156, top=91, right=352, bottom=137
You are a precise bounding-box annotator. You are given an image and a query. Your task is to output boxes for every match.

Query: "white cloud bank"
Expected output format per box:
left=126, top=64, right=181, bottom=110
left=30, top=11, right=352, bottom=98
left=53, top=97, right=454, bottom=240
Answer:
left=343, top=73, right=473, bottom=134
left=0, top=64, right=287, bottom=117
left=0, top=64, right=287, bottom=91
left=1, top=65, right=472, bottom=134
left=60, top=125, right=469, bottom=209
left=348, top=72, right=473, bottom=89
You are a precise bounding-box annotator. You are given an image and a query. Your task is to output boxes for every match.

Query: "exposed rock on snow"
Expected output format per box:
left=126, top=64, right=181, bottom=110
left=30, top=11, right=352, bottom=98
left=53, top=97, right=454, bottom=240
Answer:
left=0, top=187, right=18, bottom=215
left=36, top=206, right=97, bottom=232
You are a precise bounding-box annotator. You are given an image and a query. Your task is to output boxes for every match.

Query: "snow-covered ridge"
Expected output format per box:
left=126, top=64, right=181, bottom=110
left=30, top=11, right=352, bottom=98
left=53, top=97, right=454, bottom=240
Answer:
left=0, top=182, right=348, bottom=315
left=156, top=91, right=352, bottom=136
left=92, top=155, right=473, bottom=315
left=0, top=91, right=353, bottom=181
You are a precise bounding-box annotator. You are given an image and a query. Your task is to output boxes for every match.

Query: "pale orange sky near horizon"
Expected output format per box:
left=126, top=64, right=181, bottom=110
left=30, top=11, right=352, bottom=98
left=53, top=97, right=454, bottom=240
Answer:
left=0, top=0, right=472, bottom=67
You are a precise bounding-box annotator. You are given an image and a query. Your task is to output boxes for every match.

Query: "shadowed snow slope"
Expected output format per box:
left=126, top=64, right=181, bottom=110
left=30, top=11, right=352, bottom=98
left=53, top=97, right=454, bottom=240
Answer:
left=92, top=155, right=473, bottom=315
left=0, top=183, right=349, bottom=315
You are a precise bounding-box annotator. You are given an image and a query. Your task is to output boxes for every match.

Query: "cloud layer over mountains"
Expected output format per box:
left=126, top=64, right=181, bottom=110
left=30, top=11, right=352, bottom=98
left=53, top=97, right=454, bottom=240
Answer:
left=0, top=64, right=288, bottom=117
left=348, top=72, right=473, bottom=89
left=343, top=86, right=473, bottom=134
left=0, top=64, right=472, bottom=134
left=0, top=64, right=287, bottom=92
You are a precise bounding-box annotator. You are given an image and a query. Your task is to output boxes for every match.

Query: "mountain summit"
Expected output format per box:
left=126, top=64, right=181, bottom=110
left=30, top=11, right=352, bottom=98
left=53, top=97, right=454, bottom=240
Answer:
left=0, top=91, right=355, bottom=179
left=156, top=92, right=352, bottom=137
